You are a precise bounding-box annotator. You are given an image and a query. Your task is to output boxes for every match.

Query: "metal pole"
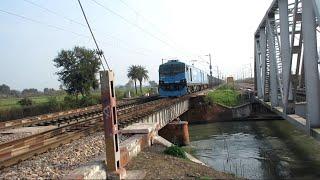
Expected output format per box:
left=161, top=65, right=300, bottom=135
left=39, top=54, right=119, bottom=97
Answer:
left=209, top=53, right=212, bottom=77
left=302, top=0, right=320, bottom=129
left=100, top=70, right=124, bottom=177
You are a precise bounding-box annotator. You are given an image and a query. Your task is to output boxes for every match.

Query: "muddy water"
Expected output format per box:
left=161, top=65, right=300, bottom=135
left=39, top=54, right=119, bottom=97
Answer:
left=188, top=120, right=320, bottom=179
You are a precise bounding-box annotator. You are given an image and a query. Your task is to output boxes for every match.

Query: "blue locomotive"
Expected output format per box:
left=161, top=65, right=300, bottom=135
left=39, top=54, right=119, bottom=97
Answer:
left=158, top=60, right=209, bottom=97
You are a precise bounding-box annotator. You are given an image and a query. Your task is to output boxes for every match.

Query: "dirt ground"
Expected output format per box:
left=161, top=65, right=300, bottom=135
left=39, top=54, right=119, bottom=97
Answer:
left=125, top=144, right=238, bottom=179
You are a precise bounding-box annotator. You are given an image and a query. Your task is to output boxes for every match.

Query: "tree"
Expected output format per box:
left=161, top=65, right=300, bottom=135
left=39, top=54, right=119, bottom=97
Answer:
left=148, top=80, right=158, bottom=87
left=125, top=80, right=134, bottom=89
left=127, top=65, right=139, bottom=94
left=136, top=65, right=149, bottom=94
left=0, top=84, right=10, bottom=94
left=21, top=88, right=39, bottom=96
left=18, top=97, right=33, bottom=106
left=53, top=46, right=101, bottom=98
left=44, top=88, right=55, bottom=95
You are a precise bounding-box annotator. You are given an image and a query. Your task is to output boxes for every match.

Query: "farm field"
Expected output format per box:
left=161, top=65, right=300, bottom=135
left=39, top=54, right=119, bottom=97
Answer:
left=0, top=95, right=65, bottom=110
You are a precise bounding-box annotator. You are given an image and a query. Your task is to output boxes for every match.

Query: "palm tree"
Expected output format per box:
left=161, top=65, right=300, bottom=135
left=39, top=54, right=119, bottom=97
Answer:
left=136, top=65, right=149, bottom=94
left=127, top=65, right=139, bottom=94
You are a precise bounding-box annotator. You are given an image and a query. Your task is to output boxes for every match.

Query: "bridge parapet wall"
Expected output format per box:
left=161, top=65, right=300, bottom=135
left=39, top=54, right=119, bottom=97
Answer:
left=138, top=99, right=190, bottom=129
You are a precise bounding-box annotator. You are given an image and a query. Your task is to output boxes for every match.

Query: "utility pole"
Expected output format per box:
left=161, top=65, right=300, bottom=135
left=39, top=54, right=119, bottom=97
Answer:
left=216, top=66, right=219, bottom=84
left=205, top=53, right=213, bottom=87
left=209, top=54, right=212, bottom=77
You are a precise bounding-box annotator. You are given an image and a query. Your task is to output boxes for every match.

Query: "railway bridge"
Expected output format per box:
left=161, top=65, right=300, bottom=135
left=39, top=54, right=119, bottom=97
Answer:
left=0, top=70, right=209, bottom=178
left=254, top=0, right=320, bottom=138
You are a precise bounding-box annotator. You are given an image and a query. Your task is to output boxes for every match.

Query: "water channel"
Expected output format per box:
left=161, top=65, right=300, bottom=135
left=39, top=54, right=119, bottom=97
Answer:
left=188, top=120, right=320, bottom=179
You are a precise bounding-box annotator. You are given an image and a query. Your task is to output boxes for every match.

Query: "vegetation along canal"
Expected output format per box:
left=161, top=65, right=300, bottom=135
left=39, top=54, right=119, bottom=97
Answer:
left=188, top=120, right=320, bottom=179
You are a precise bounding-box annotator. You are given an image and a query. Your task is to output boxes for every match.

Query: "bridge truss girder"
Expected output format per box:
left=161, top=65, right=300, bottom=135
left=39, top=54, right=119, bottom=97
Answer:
left=254, top=0, right=320, bottom=130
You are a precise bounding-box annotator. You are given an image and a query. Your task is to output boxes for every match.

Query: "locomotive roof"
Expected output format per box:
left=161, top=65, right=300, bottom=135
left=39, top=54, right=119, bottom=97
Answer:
left=159, top=60, right=209, bottom=76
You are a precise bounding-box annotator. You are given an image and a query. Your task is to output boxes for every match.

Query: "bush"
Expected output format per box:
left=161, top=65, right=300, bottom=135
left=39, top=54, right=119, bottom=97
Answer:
left=46, top=96, right=60, bottom=111
left=17, top=97, right=33, bottom=106
left=205, top=85, right=241, bottom=107
left=63, top=95, right=79, bottom=108
left=164, top=145, right=187, bottom=159
left=79, top=96, right=97, bottom=107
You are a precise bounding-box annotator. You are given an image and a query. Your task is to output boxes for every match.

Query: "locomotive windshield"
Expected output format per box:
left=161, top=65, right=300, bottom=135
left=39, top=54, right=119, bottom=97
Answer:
left=159, top=63, right=185, bottom=76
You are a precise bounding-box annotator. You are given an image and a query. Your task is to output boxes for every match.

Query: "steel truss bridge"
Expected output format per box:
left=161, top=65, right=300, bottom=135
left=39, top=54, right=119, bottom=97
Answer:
left=254, top=0, right=320, bottom=134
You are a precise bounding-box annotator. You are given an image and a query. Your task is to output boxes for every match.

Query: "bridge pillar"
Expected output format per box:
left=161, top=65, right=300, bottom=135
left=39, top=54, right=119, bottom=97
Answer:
left=100, top=70, right=126, bottom=179
left=158, top=119, right=190, bottom=146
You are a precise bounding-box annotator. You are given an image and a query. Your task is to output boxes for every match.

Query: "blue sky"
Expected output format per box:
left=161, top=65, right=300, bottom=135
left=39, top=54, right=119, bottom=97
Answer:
left=0, top=0, right=272, bottom=90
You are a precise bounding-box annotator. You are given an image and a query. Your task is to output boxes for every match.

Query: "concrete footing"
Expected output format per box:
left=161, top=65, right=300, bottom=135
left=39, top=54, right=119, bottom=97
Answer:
left=66, top=123, right=158, bottom=179
left=158, top=120, right=190, bottom=146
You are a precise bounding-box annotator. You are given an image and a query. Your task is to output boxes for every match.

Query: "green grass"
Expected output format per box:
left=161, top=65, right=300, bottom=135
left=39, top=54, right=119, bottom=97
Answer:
left=164, top=145, right=187, bottom=159
left=0, top=95, right=65, bottom=110
left=205, top=84, right=241, bottom=107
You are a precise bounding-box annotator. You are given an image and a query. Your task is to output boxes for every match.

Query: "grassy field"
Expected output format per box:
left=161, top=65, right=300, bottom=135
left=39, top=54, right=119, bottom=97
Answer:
left=0, top=95, right=66, bottom=110
left=205, top=85, right=241, bottom=107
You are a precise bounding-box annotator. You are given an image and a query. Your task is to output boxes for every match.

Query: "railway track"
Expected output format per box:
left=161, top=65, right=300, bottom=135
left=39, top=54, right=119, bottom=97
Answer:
left=0, top=95, right=159, bottom=131
left=0, top=90, right=209, bottom=169
left=0, top=95, right=167, bottom=168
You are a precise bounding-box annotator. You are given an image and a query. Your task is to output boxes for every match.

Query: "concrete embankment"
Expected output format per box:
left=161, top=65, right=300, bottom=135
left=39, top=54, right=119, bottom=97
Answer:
left=180, top=95, right=281, bottom=124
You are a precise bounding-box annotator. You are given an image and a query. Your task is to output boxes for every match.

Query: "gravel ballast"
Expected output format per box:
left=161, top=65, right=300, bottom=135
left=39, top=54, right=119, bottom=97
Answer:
left=0, top=132, right=132, bottom=179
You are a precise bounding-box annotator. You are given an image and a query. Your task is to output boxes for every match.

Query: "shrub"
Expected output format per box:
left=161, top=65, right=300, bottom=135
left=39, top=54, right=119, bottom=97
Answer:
left=164, top=145, right=187, bottom=159
left=63, top=95, right=79, bottom=108
left=79, top=96, right=96, bottom=107
left=46, top=96, right=60, bottom=111
left=17, top=97, right=33, bottom=106
left=205, top=85, right=241, bottom=107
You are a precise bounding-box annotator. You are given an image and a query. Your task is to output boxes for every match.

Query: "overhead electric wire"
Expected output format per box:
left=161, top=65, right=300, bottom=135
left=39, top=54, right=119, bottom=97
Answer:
left=0, top=9, right=89, bottom=38
left=91, top=0, right=184, bottom=53
left=22, top=0, right=86, bottom=28
left=0, top=9, right=152, bottom=60
left=116, top=0, right=207, bottom=62
left=118, top=0, right=171, bottom=39
left=78, top=0, right=110, bottom=70
left=22, top=0, right=154, bottom=57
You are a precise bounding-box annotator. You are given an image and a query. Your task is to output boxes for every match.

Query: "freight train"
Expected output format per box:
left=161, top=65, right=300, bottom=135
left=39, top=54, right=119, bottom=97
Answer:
left=158, top=60, right=209, bottom=97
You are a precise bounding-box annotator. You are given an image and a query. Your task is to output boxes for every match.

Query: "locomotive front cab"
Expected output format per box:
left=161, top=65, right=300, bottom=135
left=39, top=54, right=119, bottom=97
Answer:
left=159, top=60, right=188, bottom=97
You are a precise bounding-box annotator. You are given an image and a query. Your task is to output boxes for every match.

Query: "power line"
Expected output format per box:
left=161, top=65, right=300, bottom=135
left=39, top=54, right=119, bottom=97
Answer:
left=0, top=8, right=152, bottom=59
left=77, top=0, right=110, bottom=70
left=91, top=0, right=183, bottom=52
left=117, top=0, right=205, bottom=59
left=0, top=9, right=90, bottom=38
left=22, top=0, right=155, bottom=56
left=118, top=0, right=172, bottom=40
left=22, top=0, right=86, bottom=28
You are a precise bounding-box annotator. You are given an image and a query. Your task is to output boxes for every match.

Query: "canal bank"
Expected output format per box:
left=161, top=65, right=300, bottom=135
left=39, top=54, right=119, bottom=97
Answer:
left=188, top=120, right=320, bottom=179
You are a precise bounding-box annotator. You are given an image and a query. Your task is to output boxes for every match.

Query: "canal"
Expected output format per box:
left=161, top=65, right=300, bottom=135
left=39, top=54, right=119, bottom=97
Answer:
left=188, top=120, right=320, bottom=179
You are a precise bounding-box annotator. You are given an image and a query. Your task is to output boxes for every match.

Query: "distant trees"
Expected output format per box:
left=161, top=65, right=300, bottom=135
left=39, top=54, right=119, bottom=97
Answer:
left=127, top=65, right=149, bottom=95
left=127, top=65, right=139, bottom=94
left=21, top=88, right=39, bottom=96
left=43, top=88, right=55, bottom=95
left=53, top=46, right=101, bottom=98
left=125, top=80, right=134, bottom=89
left=0, top=84, right=10, bottom=94
left=0, top=84, right=61, bottom=98
left=136, top=66, right=149, bottom=94
left=148, top=81, right=158, bottom=87
left=0, top=84, right=21, bottom=97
